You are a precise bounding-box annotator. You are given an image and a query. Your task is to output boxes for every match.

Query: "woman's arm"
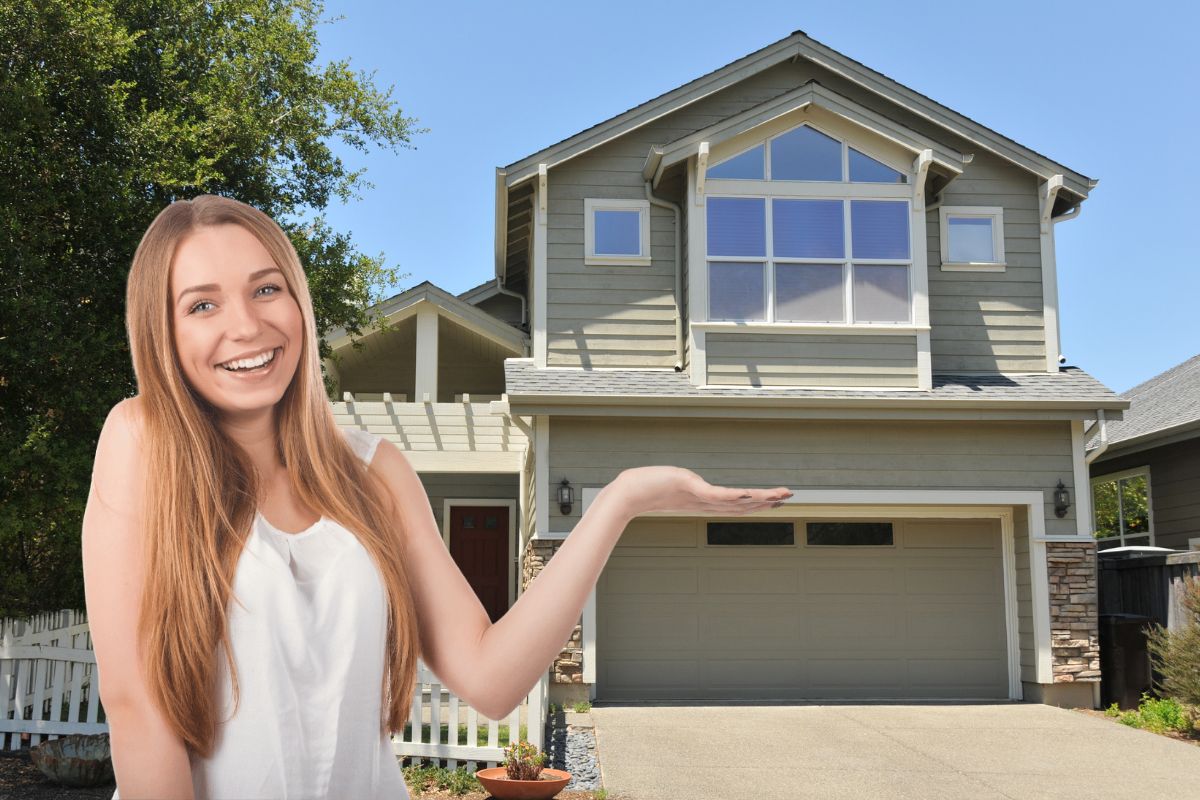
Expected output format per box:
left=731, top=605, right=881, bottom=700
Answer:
left=474, top=466, right=789, bottom=717
left=371, top=442, right=790, bottom=720
left=81, top=398, right=195, bottom=799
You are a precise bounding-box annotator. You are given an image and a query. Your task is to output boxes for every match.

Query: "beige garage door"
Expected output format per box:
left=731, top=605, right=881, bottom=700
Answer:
left=596, top=516, right=1009, bottom=701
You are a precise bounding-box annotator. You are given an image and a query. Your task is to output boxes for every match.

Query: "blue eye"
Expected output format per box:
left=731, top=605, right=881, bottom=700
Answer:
left=184, top=284, right=280, bottom=316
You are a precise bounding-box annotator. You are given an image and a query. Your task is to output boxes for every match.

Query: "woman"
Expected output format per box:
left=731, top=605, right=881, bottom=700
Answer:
left=81, top=194, right=792, bottom=799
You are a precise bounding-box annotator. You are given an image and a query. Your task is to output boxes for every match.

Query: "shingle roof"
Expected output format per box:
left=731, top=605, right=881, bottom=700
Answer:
left=503, top=360, right=1125, bottom=410
left=1088, top=353, right=1200, bottom=450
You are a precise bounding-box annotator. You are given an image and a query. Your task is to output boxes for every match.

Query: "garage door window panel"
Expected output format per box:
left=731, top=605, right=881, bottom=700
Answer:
left=806, top=521, right=895, bottom=546
left=706, top=521, right=796, bottom=546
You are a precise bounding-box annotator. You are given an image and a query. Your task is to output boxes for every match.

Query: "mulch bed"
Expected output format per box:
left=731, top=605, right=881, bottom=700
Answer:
left=409, top=792, right=604, bottom=800
left=1, top=749, right=615, bottom=800
left=0, top=748, right=114, bottom=800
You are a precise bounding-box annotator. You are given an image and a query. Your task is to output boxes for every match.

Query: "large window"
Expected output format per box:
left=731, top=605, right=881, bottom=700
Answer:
left=1091, top=467, right=1153, bottom=548
left=704, top=124, right=913, bottom=324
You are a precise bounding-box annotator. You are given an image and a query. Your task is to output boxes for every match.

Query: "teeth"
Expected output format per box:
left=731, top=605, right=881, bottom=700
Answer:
left=221, top=348, right=276, bottom=371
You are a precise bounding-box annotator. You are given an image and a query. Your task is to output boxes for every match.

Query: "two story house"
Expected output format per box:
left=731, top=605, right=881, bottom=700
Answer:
left=324, top=31, right=1128, bottom=711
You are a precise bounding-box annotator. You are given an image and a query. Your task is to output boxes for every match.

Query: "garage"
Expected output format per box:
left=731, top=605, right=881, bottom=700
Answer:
left=596, top=515, right=1012, bottom=701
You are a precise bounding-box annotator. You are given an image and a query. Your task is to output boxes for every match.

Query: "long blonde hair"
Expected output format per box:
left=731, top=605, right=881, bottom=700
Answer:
left=124, top=194, right=419, bottom=757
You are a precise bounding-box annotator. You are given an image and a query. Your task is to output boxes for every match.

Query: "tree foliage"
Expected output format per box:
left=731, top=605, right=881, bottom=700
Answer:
left=0, top=0, right=418, bottom=616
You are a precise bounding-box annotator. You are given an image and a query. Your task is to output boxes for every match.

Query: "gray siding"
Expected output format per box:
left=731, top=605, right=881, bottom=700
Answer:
left=928, top=152, right=1046, bottom=372
left=706, top=333, right=918, bottom=388
left=417, top=472, right=519, bottom=531
left=436, top=317, right=510, bottom=402
left=547, top=417, right=1076, bottom=536
left=547, top=417, right=1071, bottom=685
left=474, top=291, right=525, bottom=328
left=1092, top=440, right=1200, bottom=551
left=542, top=59, right=1048, bottom=375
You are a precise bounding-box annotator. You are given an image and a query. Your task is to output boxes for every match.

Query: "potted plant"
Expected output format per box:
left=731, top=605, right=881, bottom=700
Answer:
left=475, top=739, right=571, bottom=799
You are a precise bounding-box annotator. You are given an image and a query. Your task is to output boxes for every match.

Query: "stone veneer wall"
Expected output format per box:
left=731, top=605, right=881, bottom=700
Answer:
left=1047, top=540, right=1101, bottom=683
left=523, top=539, right=583, bottom=684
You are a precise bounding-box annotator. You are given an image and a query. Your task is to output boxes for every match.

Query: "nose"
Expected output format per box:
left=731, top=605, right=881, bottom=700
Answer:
left=227, top=296, right=264, bottom=341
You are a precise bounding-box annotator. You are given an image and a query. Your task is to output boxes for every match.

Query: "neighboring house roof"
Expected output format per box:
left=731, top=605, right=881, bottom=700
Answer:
left=323, top=280, right=527, bottom=353
left=1088, top=353, right=1200, bottom=456
left=501, top=360, right=1126, bottom=416
left=457, top=277, right=500, bottom=302
left=499, top=30, right=1096, bottom=197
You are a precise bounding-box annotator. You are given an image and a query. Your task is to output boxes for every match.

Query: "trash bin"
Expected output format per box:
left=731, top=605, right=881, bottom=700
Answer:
left=1099, top=613, right=1155, bottom=710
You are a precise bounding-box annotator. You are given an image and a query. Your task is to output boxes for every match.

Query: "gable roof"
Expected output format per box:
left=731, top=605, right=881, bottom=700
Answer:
left=643, top=79, right=966, bottom=186
left=500, top=30, right=1096, bottom=198
left=1088, top=353, right=1200, bottom=455
left=323, top=280, right=527, bottom=354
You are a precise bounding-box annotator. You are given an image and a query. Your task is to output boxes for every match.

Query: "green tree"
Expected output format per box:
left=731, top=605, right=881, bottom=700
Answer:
left=0, top=0, right=419, bottom=617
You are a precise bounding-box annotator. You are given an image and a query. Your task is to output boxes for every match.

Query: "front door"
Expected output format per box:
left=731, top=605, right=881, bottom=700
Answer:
left=448, top=506, right=510, bottom=623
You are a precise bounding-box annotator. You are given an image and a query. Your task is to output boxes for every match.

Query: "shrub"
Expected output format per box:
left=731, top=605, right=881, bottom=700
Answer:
left=502, top=739, right=546, bottom=781
left=1146, top=574, right=1200, bottom=711
left=572, top=700, right=592, bottom=713
left=1106, top=693, right=1194, bottom=734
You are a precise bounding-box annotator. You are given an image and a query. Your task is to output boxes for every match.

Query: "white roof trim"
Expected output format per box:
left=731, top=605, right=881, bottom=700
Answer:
left=643, top=81, right=966, bottom=181
left=503, top=31, right=1094, bottom=198
left=324, top=282, right=528, bottom=353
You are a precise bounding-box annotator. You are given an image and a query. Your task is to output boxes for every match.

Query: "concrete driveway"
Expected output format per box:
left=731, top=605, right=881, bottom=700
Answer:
left=588, top=703, right=1200, bottom=799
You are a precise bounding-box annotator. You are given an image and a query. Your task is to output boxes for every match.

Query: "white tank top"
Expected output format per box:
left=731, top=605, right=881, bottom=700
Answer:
left=113, top=427, right=410, bottom=800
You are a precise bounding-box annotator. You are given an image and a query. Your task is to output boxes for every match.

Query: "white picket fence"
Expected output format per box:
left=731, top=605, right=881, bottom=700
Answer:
left=1, top=611, right=547, bottom=768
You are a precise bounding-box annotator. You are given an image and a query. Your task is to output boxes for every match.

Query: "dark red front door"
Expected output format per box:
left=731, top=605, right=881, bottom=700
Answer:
left=448, top=506, right=509, bottom=624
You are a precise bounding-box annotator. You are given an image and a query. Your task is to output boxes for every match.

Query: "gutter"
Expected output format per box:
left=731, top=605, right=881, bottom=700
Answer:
left=1084, top=410, right=1109, bottom=465
left=645, top=180, right=684, bottom=371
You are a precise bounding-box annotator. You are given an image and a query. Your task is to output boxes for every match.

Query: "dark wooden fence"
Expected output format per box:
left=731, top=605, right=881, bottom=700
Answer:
left=1098, top=550, right=1200, bottom=631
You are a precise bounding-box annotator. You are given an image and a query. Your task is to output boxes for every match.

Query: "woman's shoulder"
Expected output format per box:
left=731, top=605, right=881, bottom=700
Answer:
left=339, top=426, right=383, bottom=465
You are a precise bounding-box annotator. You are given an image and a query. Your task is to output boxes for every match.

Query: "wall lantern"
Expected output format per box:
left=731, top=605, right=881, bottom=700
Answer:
left=1053, top=480, right=1071, bottom=518
left=558, top=478, right=574, bottom=516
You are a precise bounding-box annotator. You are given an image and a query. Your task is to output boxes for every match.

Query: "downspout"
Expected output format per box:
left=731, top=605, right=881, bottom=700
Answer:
left=493, top=277, right=529, bottom=349
left=1084, top=410, right=1109, bottom=465
left=645, top=180, right=684, bottom=371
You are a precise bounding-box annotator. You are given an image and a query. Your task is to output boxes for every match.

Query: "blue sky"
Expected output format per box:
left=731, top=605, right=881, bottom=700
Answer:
left=315, top=0, right=1198, bottom=394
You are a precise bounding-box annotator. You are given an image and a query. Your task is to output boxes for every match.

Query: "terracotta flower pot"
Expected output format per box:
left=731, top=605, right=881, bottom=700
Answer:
left=474, top=766, right=572, bottom=799
left=29, top=733, right=114, bottom=787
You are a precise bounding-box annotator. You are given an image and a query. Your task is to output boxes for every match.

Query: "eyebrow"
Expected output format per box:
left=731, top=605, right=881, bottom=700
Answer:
left=176, top=267, right=284, bottom=304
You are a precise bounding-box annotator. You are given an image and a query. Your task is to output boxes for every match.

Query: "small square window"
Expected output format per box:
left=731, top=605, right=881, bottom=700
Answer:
left=939, top=206, right=1006, bottom=271
left=585, top=199, right=651, bottom=266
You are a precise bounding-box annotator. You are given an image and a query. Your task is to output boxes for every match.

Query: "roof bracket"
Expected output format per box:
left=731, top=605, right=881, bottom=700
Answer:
left=695, top=142, right=709, bottom=206
left=1040, top=174, right=1064, bottom=233
left=913, top=149, right=933, bottom=208
left=537, top=163, right=548, bottom=223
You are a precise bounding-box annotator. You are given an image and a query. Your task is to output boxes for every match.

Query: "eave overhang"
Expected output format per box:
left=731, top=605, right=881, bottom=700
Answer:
left=499, top=31, right=1095, bottom=198
left=641, top=81, right=966, bottom=187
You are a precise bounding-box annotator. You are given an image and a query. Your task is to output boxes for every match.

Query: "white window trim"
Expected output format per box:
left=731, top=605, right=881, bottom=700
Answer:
left=686, top=120, right=933, bottom=391
left=939, top=205, right=1006, bottom=271
left=584, top=198, right=651, bottom=266
left=705, top=194, right=914, bottom=326
left=1090, top=465, right=1155, bottom=547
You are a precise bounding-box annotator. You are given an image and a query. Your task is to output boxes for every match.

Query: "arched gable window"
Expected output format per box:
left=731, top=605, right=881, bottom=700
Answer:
left=702, top=122, right=913, bottom=324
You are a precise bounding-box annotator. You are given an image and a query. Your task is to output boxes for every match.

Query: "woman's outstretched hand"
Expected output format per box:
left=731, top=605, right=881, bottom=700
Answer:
left=611, top=466, right=792, bottom=518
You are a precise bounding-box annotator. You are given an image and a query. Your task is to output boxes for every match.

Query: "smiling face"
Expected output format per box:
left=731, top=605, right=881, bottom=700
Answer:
left=170, top=223, right=305, bottom=420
